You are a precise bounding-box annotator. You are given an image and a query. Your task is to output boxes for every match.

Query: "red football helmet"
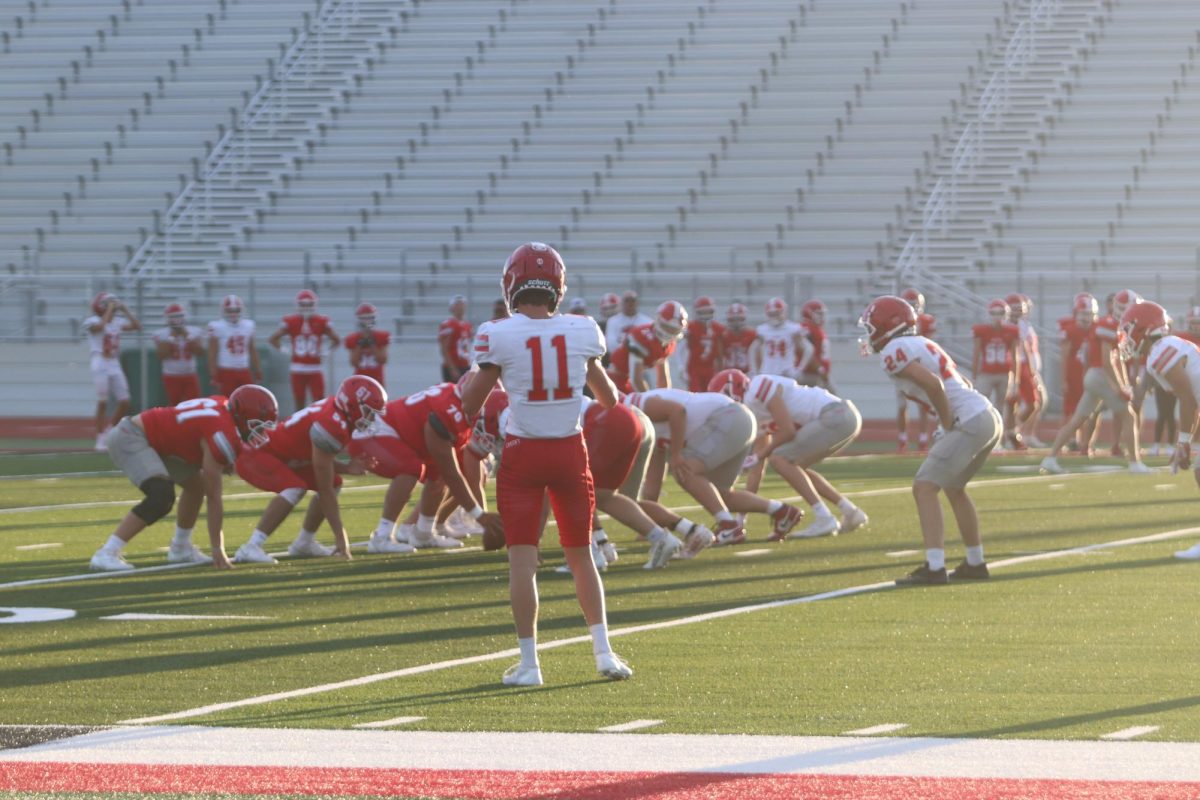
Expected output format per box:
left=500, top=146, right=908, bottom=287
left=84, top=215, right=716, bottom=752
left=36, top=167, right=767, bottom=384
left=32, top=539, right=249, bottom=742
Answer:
left=726, top=302, right=748, bottom=328
left=859, top=295, right=917, bottom=354
left=1186, top=305, right=1200, bottom=335
left=164, top=302, right=186, bottom=328
left=764, top=297, right=788, bottom=324
left=653, top=300, right=688, bottom=342
left=1073, top=292, right=1098, bottom=316
left=221, top=294, right=244, bottom=323
left=1112, top=289, right=1141, bottom=321
left=694, top=296, right=716, bottom=323
left=987, top=299, right=1010, bottom=320
left=356, top=302, right=377, bottom=329
left=501, top=242, right=566, bottom=312
left=1004, top=292, right=1027, bottom=319
left=708, top=368, right=750, bottom=402
left=227, top=384, right=279, bottom=447
left=801, top=299, right=826, bottom=326
left=1119, top=301, right=1170, bottom=360
left=296, top=289, right=318, bottom=316
left=900, top=288, right=925, bottom=314
left=471, top=389, right=510, bottom=458
left=335, top=375, right=387, bottom=433
left=598, top=292, right=620, bottom=319
left=91, top=291, right=115, bottom=316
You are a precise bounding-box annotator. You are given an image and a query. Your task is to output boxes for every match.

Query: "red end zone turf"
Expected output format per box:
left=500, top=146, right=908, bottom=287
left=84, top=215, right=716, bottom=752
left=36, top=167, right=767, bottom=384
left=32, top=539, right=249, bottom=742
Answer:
left=3, top=762, right=1199, bottom=800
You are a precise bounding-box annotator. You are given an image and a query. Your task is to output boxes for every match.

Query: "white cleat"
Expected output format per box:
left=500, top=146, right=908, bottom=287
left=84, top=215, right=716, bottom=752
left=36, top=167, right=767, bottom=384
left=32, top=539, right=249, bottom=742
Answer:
left=789, top=515, right=840, bottom=540
left=678, top=526, right=713, bottom=560
left=234, top=542, right=278, bottom=564
left=1039, top=456, right=1065, bottom=475
left=395, top=523, right=414, bottom=544
left=166, top=542, right=213, bottom=565
left=1174, top=543, right=1200, bottom=561
left=1128, top=461, right=1154, bottom=474
left=447, top=507, right=484, bottom=536
left=596, top=538, right=618, bottom=567
left=367, top=535, right=415, bottom=555
left=410, top=530, right=463, bottom=549
left=94, top=432, right=108, bottom=452
left=89, top=549, right=134, bottom=572
left=596, top=651, right=633, bottom=681
left=435, top=523, right=469, bottom=541
left=839, top=507, right=869, bottom=534
left=1025, top=435, right=1047, bottom=448
left=644, top=533, right=683, bottom=569
left=555, top=541, right=608, bottom=574
left=287, top=538, right=335, bottom=558
left=502, top=662, right=544, bottom=687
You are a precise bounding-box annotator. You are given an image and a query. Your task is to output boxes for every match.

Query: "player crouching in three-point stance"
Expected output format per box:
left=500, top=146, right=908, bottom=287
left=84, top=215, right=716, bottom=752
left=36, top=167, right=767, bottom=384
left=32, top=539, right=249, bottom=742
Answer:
left=1119, top=301, right=1200, bottom=561
left=90, top=385, right=279, bottom=571
left=461, top=242, right=633, bottom=687
left=860, top=296, right=1001, bottom=585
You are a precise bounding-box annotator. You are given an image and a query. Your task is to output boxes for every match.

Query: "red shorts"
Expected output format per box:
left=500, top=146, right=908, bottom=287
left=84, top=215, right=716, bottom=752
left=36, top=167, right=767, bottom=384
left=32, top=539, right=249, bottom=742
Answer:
left=236, top=448, right=342, bottom=494
left=1016, top=367, right=1039, bottom=409
left=687, top=369, right=714, bottom=393
left=290, top=371, right=325, bottom=409
left=162, top=374, right=201, bottom=406
left=217, top=368, right=254, bottom=397
left=348, top=436, right=427, bottom=482
left=497, top=433, right=594, bottom=549
left=606, top=370, right=634, bottom=395
left=1063, top=365, right=1084, bottom=418
left=584, top=404, right=642, bottom=490
left=356, top=366, right=385, bottom=384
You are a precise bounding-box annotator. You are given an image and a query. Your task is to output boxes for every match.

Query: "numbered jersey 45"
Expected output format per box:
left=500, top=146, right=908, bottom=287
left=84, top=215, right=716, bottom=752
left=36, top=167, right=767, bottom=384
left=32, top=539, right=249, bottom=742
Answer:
left=880, top=335, right=991, bottom=422
left=473, top=313, right=606, bottom=439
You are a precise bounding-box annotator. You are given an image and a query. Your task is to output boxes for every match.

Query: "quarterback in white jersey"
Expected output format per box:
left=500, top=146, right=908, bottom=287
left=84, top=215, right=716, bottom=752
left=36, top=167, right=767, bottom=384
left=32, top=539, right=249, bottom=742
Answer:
left=83, top=291, right=141, bottom=451
left=711, top=370, right=867, bottom=539
left=461, top=242, right=632, bottom=688
left=604, top=290, right=652, bottom=355
left=207, top=294, right=262, bottom=397
left=754, top=298, right=807, bottom=377
left=860, top=295, right=1001, bottom=586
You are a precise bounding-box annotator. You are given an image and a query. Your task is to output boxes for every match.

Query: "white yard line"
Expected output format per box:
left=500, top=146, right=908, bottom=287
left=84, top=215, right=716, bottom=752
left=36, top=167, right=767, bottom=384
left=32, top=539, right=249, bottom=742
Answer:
left=352, top=716, right=426, bottom=729
left=734, top=548, right=773, bottom=557
left=99, top=613, right=276, bottom=621
left=598, top=720, right=663, bottom=733
left=843, top=723, right=909, bottom=736
left=1101, top=726, right=1161, bottom=741
left=14, top=543, right=62, bottom=551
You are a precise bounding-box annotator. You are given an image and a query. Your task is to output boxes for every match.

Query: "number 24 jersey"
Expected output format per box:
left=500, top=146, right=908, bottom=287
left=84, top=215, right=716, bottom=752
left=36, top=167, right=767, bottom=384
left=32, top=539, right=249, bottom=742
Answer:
left=474, top=313, right=605, bottom=439
left=879, top=335, right=990, bottom=422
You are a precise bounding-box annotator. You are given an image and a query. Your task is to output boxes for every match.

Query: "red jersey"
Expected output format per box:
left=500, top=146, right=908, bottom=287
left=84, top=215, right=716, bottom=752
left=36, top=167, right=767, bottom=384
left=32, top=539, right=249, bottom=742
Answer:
left=972, top=322, right=1020, bottom=374
left=344, top=329, right=390, bottom=383
left=264, top=396, right=350, bottom=463
left=1084, top=315, right=1120, bottom=370
left=1058, top=317, right=1089, bottom=369
left=800, top=322, right=830, bottom=376
left=721, top=327, right=757, bottom=373
left=438, top=317, right=474, bottom=371
left=608, top=323, right=676, bottom=392
left=685, top=320, right=725, bottom=381
left=917, top=313, right=936, bottom=338
left=140, top=396, right=240, bottom=467
left=383, top=383, right=473, bottom=461
left=279, top=314, right=334, bottom=372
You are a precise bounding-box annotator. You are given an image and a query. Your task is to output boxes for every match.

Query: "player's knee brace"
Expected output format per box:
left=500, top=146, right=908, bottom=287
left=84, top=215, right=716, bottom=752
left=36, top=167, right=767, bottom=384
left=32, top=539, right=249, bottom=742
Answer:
left=132, top=477, right=176, bottom=524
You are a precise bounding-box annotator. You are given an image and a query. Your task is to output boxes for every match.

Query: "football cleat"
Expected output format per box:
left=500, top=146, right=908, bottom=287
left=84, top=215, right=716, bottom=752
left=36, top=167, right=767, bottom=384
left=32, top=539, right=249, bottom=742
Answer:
left=166, top=542, right=213, bottom=565
left=555, top=541, right=609, bottom=575
left=234, top=542, right=278, bottom=564
left=767, top=504, right=804, bottom=542
left=94, top=431, right=109, bottom=452
left=596, top=651, right=633, bottom=681
left=1039, top=456, right=1065, bottom=475
left=895, top=563, right=949, bottom=586
left=839, top=507, right=869, bottom=534
left=395, top=523, right=414, bottom=544
left=1174, top=543, right=1200, bottom=561
left=596, top=537, right=618, bottom=567
left=435, top=523, right=470, bottom=541
left=1128, top=461, right=1153, bottom=474
left=89, top=549, right=134, bottom=572
left=789, top=515, right=839, bottom=540
left=950, top=560, right=990, bottom=580
left=367, top=535, right=415, bottom=555
left=409, top=529, right=463, bottom=549
left=644, top=533, right=683, bottom=569
left=447, top=507, right=484, bottom=536
left=1024, top=435, right=1047, bottom=448
left=502, top=662, right=544, bottom=687
left=287, top=538, right=335, bottom=558
left=711, top=519, right=746, bottom=547
left=679, top=525, right=714, bottom=559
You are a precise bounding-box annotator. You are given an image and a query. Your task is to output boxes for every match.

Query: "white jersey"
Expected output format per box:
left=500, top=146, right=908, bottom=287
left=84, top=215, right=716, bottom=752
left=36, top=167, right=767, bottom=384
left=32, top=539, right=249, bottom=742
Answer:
left=605, top=311, right=651, bottom=355
left=756, top=321, right=803, bottom=376
left=82, top=316, right=124, bottom=361
left=623, top=387, right=734, bottom=443
left=1018, top=319, right=1041, bottom=373
left=879, top=335, right=991, bottom=422
left=153, top=325, right=202, bottom=376
left=744, top=374, right=838, bottom=427
left=474, top=312, right=606, bottom=439
left=207, top=317, right=256, bottom=370
left=1146, top=335, right=1200, bottom=396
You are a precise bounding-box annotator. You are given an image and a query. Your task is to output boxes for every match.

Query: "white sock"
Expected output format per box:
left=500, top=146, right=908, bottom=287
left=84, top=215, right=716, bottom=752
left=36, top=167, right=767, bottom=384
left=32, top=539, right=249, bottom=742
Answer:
left=673, top=518, right=696, bottom=536
left=374, top=518, right=395, bottom=539
left=966, top=545, right=985, bottom=566
left=766, top=499, right=783, bottom=514
left=417, top=514, right=436, bottom=535
left=172, top=526, right=192, bottom=546
left=249, top=530, right=269, bottom=548
left=518, top=636, right=539, bottom=667
left=296, top=528, right=317, bottom=544
left=103, top=534, right=126, bottom=554
left=715, top=510, right=735, bottom=524
left=812, top=502, right=835, bottom=519
left=837, top=498, right=857, bottom=515
left=589, top=623, right=612, bottom=656
left=926, top=548, right=946, bottom=571
left=918, top=433, right=928, bottom=446
left=647, top=527, right=667, bottom=544
left=898, top=433, right=908, bottom=444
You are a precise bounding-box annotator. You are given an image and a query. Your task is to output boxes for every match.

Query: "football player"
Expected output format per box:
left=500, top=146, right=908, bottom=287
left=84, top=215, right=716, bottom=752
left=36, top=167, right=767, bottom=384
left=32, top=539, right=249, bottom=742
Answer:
left=896, top=288, right=936, bottom=452
left=1057, top=293, right=1098, bottom=453
left=860, top=295, right=1001, bottom=584
left=154, top=303, right=204, bottom=406
left=207, top=294, right=262, bottom=397
left=89, top=385, right=278, bottom=572
left=604, top=289, right=651, bottom=355
left=344, top=302, right=390, bottom=385
left=1007, top=293, right=1047, bottom=447
left=269, top=290, right=339, bottom=411
left=84, top=292, right=141, bottom=451
left=683, top=296, right=726, bottom=392
left=712, top=369, right=868, bottom=539
left=754, top=298, right=806, bottom=378
left=607, top=300, right=687, bottom=392
left=720, top=302, right=756, bottom=373
left=971, top=299, right=1021, bottom=446
left=797, top=299, right=833, bottom=391
left=461, top=242, right=633, bottom=686
left=234, top=375, right=386, bottom=564
left=438, top=294, right=474, bottom=383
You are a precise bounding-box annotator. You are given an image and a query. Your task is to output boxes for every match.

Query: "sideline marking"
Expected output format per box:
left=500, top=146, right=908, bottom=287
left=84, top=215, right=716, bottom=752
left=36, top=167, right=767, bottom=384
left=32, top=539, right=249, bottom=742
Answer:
left=352, top=716, right=426, bottom=729
left=100, top=613, right=275, bottom=621
left=735, top=548, right=773, bottom=557
left=1102, top=726, right=1160, bottom=741
left=599, top=720, right=663, bottom=733
left=14, top=543, right=62, bottom=551
left=0, top=607, right=76, bottom=624
left=1155, top=484, right=1177, bottom=491
left=119, top=521, right=1200, bottom=726
left=843, top=723, right=908, bottom=736
left=885, top=550, right=919, bottom=558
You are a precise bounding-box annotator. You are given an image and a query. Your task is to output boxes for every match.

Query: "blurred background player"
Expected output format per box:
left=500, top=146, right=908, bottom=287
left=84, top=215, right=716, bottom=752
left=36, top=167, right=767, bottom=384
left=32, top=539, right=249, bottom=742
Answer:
left=345, top=302, right=390, bottom=386
left=270, top=289, right=339, bottom=411
left=605, top=289, right=651, bottom=355
left=84, top=292, right=141, bottom=451
left=754, top=297, right=805, bottom=378
left=566, top=297, right=589, bottom=317
left=607, top=300, right=687, bottom=393
left=971, top=299, right=1021, bottom=448
left=721, top=302, right=756, bottom=374
left=1058, top=293, right=1098, bottom=453
left=155, top=303, right=203, bottom=406
left=207, top=294, right=262, bottom=397
left=683, top=296, right=725, bottom=392
left=491, top=297, right=510, bottom=321
left=896, top=288, right=936, bottom=452
left=797, top=299, right=833, bottom=392
left=1151, top=305, right=1200, bottom=456
left=439, top=294, right=473, bottom=383
left=1007, top=293, right=1047, bottom=447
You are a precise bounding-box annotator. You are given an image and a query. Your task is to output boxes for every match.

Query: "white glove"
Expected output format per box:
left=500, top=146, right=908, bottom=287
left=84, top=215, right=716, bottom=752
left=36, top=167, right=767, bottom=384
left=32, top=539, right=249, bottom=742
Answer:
left=741, top=453, right=759, bottom=472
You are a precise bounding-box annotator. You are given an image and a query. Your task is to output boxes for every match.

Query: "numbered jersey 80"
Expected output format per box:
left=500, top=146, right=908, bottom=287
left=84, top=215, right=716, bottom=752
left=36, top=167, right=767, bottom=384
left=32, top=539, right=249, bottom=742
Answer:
left=473, top=313, right=605, bottom=439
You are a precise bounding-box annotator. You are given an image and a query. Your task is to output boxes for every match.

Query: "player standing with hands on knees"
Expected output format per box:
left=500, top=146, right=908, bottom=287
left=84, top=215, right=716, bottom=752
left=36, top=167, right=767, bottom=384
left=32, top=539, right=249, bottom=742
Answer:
left=461, top=242, right=633, bottom=687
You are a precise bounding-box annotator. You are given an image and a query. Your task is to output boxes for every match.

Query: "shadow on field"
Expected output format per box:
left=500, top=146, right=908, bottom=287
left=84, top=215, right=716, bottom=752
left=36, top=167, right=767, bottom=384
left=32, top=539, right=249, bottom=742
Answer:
left=953, top=693, right=1200, bottom=738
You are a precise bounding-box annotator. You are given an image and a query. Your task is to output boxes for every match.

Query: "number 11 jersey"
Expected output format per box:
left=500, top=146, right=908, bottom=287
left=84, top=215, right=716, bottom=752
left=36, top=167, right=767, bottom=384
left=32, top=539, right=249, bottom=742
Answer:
left=473, top=312, right=605, bottom=439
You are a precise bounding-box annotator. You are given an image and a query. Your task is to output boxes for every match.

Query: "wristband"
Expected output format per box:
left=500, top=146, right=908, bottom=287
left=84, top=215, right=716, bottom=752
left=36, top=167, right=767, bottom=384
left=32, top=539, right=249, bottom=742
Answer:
left=1178, top=433, right=1193, bottom=446
left=467, top=506, right=484, bottom=520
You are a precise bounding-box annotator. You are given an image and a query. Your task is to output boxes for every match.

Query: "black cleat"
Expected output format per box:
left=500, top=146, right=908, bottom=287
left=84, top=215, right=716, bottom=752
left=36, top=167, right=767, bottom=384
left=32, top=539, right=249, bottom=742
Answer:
left=895, top=562, right=949, bottom=586
left=950, top=560, right=990, bottom=580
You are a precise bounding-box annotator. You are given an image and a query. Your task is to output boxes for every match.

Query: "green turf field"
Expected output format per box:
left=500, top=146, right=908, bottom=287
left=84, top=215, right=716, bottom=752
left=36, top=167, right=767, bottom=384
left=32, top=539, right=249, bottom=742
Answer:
left=2, top=453, right=1198, bottom=742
